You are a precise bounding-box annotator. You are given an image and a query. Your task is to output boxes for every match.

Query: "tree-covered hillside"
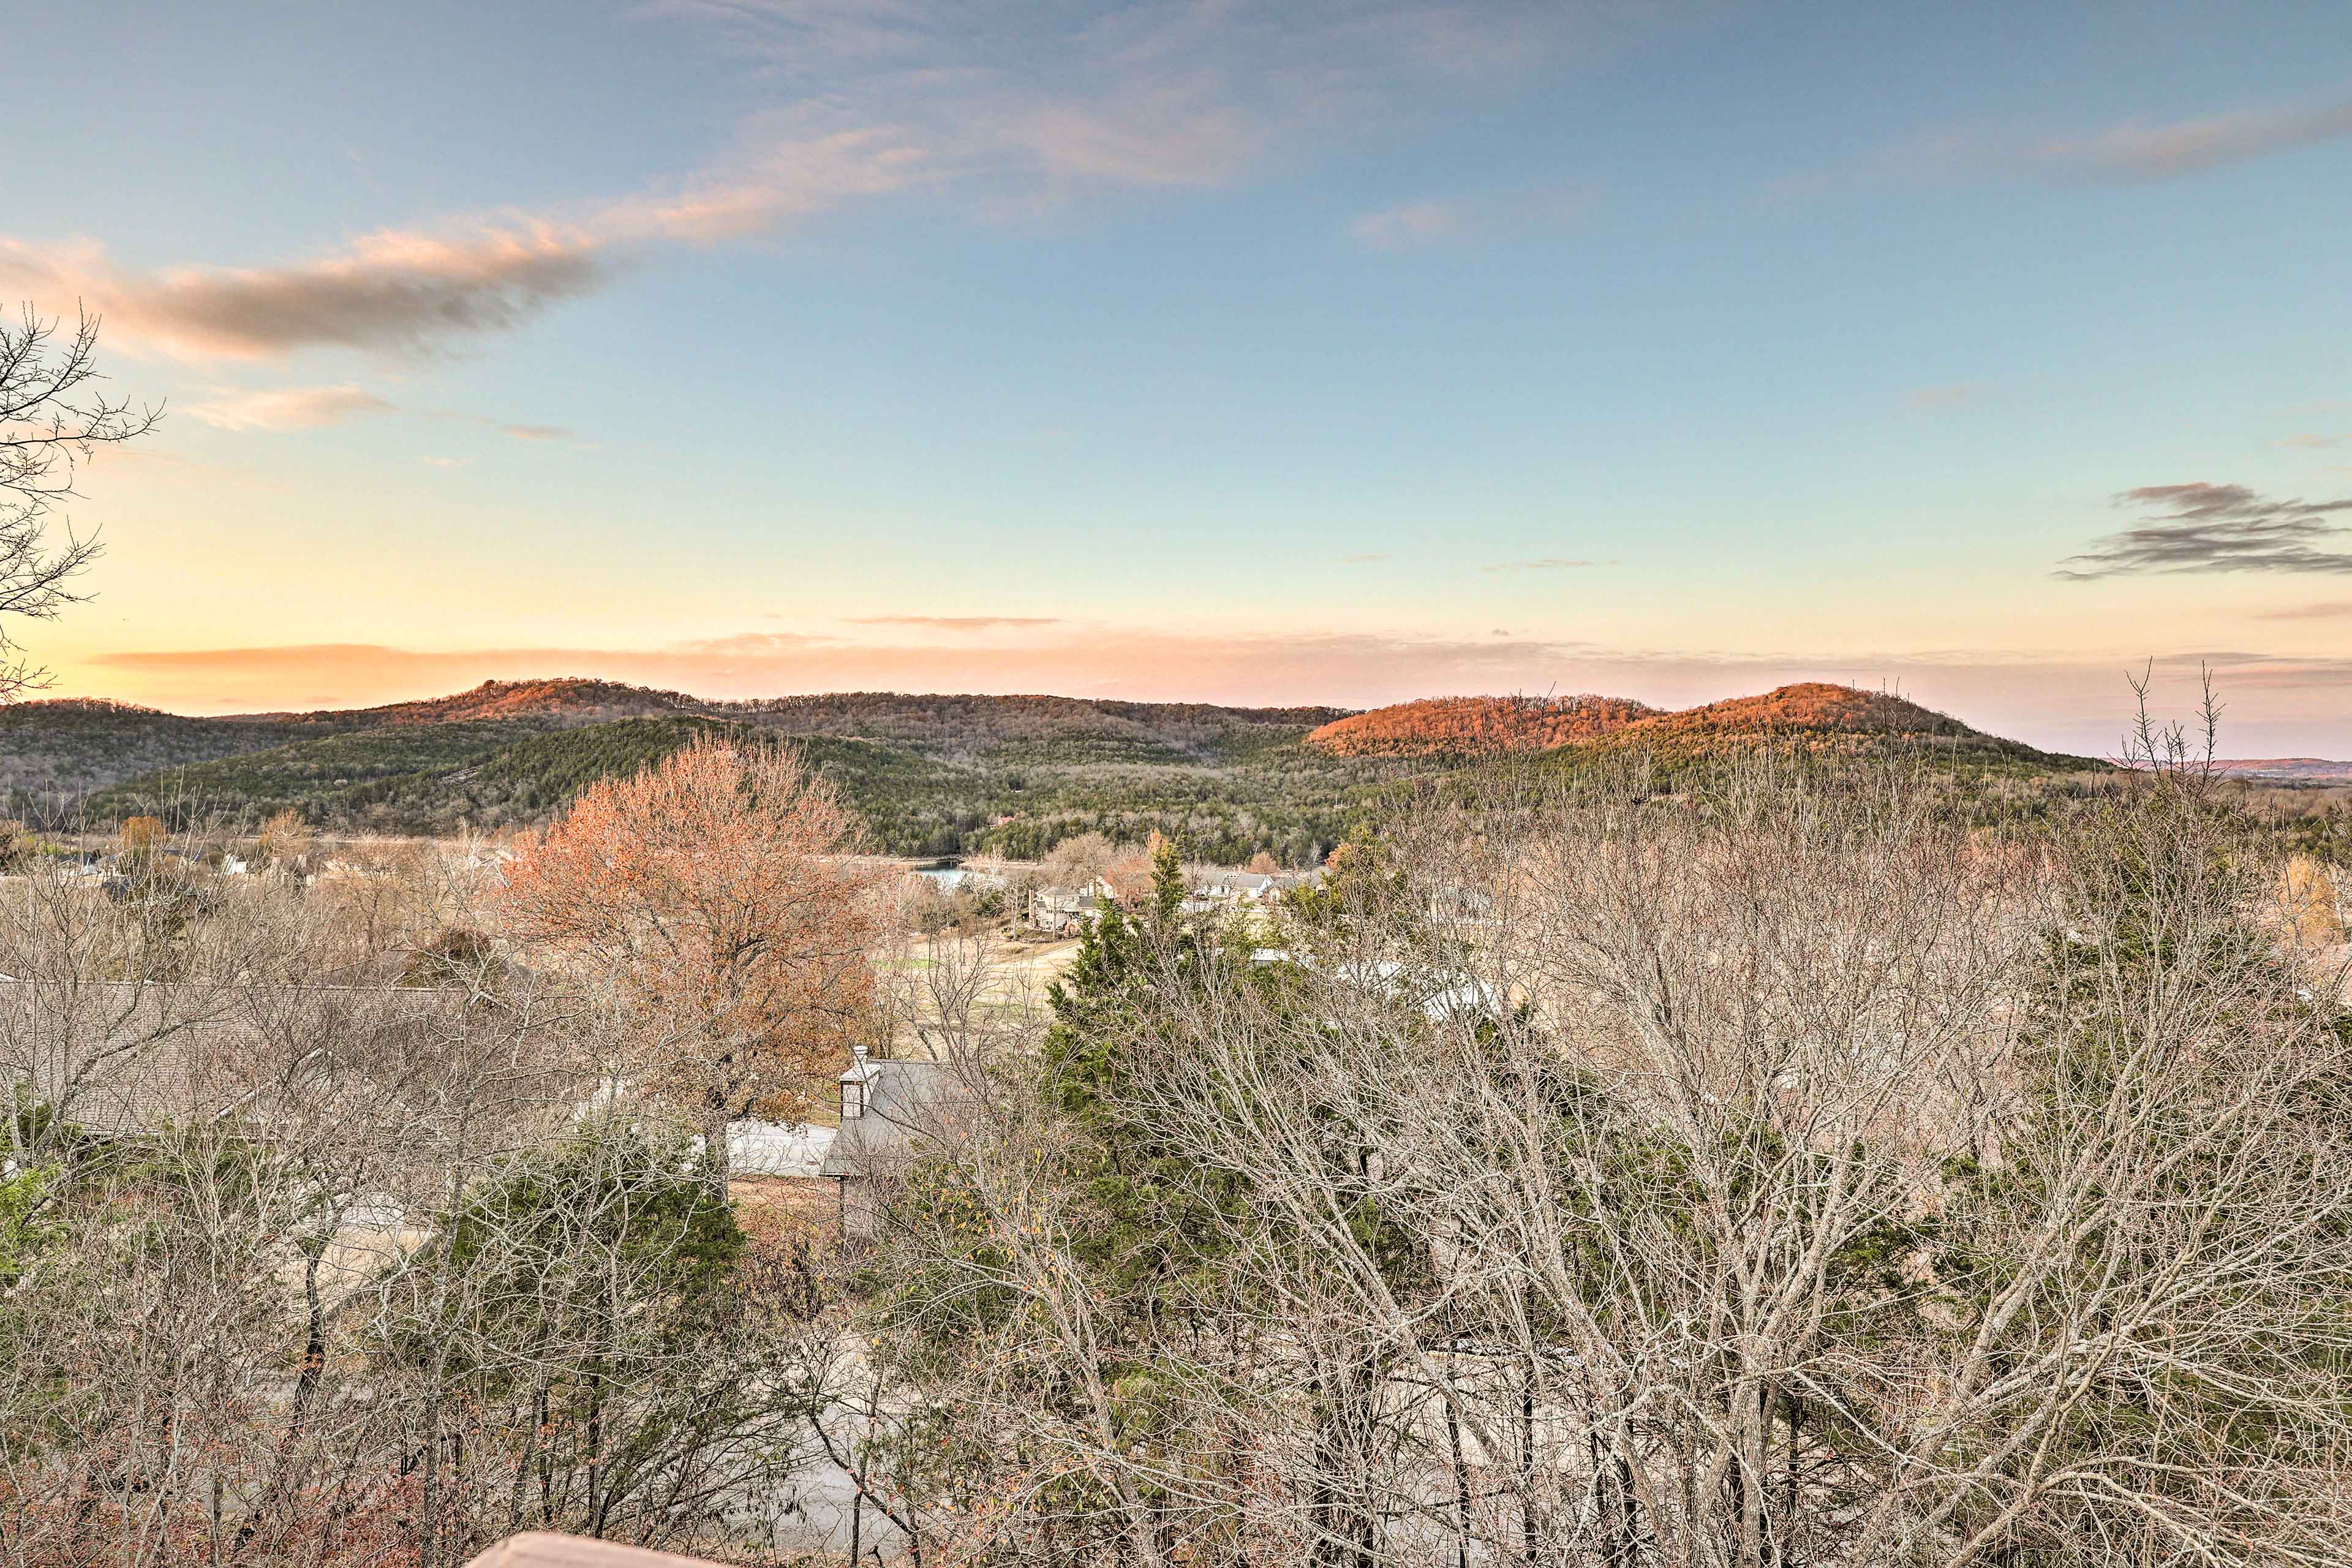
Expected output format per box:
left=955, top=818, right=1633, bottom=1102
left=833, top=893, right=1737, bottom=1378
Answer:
left=1553, top=682, right=2105, bottom=774
left=0, top=699, right=347, bottom=805
left=77, top=701, right=1401, bottom=865
left=1306, top=693, right=1659, bottom=755
left=2, top=680, right=702, bottom=812
left=1322, top=682, right=2106, bottom=777
left=84, top=717, right=752, bottom=837
left=39, top=678, right=2106, bottom=864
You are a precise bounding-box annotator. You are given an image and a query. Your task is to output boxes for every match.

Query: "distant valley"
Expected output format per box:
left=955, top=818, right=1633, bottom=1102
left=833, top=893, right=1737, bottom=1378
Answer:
left=2207, top=758, right=2352, bottom=783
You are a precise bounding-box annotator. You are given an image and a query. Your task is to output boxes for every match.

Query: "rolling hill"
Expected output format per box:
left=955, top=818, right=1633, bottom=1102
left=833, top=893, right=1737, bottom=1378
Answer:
left=247, top=676, right=708, bottom=727
left=0, top=698, right=350, bottom=802
left=40, top=684, right=1384, bottom=865
left=1312, top=683, right=2105, bottom=774
left=11, top=678, right=2103, bottom=864
left=1305, top=695, right=1660, bottom=756
left=0, top=679, right=705, bottom=805
left=1566, top=683, right=2103, bottom=771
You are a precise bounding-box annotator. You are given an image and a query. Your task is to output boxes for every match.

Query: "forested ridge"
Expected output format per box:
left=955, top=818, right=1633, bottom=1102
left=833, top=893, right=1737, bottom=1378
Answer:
left=48, top=687, right=1390, bottom=865
left=1306, top=692, right=1661, bottom=754
left=21, top=677, right=2112, bottom=864
left=1311, top=682, right=2105, bottom=772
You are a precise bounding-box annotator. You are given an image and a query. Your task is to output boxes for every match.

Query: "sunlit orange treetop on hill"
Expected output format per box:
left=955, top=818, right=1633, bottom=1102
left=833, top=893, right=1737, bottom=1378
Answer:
left=1306, top=683, right=2021, bottom=760
left=1626, top=682, right=1975, bottom=740
left=1305, top=694, right=1660, bottom=756
left=279, top=678, right=706, bottom=727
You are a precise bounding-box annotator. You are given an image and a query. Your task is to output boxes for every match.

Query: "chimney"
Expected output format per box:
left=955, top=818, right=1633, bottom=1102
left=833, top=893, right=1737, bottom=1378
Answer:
left=842, top=1044, right=871, bottom=1121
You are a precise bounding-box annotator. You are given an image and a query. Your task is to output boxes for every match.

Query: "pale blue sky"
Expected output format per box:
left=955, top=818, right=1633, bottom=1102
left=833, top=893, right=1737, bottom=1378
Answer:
left=9, top=1, right=2352, bottom=751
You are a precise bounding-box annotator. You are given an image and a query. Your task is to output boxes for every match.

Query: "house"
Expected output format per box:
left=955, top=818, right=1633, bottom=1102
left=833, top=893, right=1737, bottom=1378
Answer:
left=1245, top=951, right=1504, bottom=1023
left=816, top=1046, right=971, bottom=1240
left=1191, top=867, right=1325, bottom=905
left=1027, top=868, right=1139, bottom=933
left=726, top=1118, right=836, bottom=1178
left=1095, top=854, right=1158, bottom=905
left=54, top=849, right=107, bottom=883
left=1193, top=870, right=1276, bottom=902
left=1026, top=884, right=1098, bottom=933
left=1028, top=861, right=1326, bottom=932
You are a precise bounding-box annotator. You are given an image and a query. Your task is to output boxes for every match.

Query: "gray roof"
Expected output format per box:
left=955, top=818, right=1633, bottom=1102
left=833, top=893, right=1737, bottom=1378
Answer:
left=818, top=1058, right=968, bottom=1178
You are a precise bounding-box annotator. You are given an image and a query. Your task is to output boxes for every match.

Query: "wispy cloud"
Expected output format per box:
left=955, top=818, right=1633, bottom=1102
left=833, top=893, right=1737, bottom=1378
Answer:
left=178, top=386, right=579, bottom=446
left=1904, top=382, right=1989, bottom=412
left=5, top=5, right=1666, bottom=363
left=181, top=385, right=396, bottom=432
left=847, top=615, right=1063, bottom=631
left=654, top=2, right=1640, bottom=195
left=1482, top=557, right=1603, bottom=572
left=2033, top=92, right=2352, bottom=181
left=1336, top=552, right=1387, bottom=565
left=1776, top=89, right=2352, bottom=202
left=1349, top=179, right=1598, bottom=251
left=0, top=126, right=922, bottom=363
left=0, top=230, right=613, bottom=362
left=2282, top=432, right=2347, bottom=450
left=2059, top=483, right=2352, bottom=578
left=1352, top=201, right=1473, bottom=251
left=84, top=627, right=1627, bottom=713
left=2253, top=601, right=2352, bottom=620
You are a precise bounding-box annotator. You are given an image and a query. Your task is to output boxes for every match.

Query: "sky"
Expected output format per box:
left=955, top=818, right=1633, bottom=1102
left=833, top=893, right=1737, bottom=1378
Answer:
left=7, top=0, right=2352, bottom=754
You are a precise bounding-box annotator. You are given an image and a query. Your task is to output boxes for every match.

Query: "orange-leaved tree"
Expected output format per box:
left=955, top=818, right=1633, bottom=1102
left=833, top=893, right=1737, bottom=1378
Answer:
left=494, top=736, right=890, bottom=1191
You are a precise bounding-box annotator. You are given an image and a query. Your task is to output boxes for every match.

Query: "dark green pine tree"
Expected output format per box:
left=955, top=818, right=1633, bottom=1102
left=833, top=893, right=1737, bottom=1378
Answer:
left=1039, top=831, right=1245, bottom=1306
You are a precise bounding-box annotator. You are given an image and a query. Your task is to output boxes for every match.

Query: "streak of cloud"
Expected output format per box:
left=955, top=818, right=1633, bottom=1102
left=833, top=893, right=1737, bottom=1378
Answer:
left=1482, top=557, right=1602, bottom=572
left=181, top=385, right=396, bottom=431
left=847, top=616, right=1064, bottom=631
left=2039, top=92, right=2352, bottom=181
left=1351, top=201, right=1472, bottom=251
left=652, top=2, right=1637, bottom=194
left=2253, top=601, right=2352, bottom=620
left=4, top=5, right=1665, bottom=363
left=0, top=230, right=612, bottom=362
left=0, top=127, right=923, bottom=363
left=1774, top=88, right=2352, bottom=202
left=176, top=387, right=579, bottom=447
left=1349, top=179, right=1597, bottom=250
left=1904, top=382, right=1988, bottom=411
left=83, top=627, right=1625, bottom=713
left=2059, top=483, right=2352, bottom=578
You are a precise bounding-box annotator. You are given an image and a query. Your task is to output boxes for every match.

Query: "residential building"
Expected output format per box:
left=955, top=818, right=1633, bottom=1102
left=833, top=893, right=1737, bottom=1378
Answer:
left=817, top=1045, right=970, bottom=1240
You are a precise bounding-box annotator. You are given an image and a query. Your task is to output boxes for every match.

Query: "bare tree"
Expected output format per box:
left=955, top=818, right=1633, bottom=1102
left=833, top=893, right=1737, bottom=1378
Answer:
left=493, top=737, right=894, bottom=1193
left=0, top=832, right=847, bottom=1568
left=860, top=755, right=2352, bottom=1567
left=0, top=306, right=158, bottom=699
left=1040, top=832, right=1122, bottom=893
